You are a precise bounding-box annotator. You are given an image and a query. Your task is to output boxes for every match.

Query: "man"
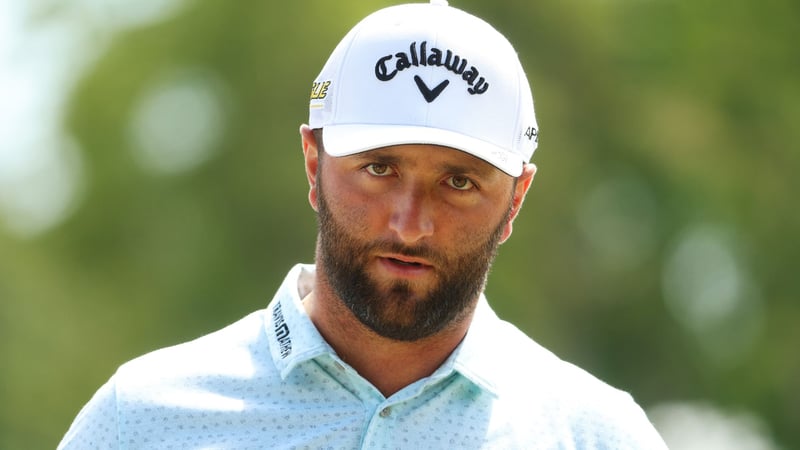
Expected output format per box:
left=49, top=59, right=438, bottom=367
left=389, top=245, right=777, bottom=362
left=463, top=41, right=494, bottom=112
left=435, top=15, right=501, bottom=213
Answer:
left=59, top=1, right=668, bottom=448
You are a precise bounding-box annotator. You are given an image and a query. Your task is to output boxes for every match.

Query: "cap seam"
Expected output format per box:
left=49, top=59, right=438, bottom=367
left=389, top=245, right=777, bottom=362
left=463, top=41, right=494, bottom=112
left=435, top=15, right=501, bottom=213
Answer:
left=424, top=30, right=442, bottom=127
left=329, top=17, right=370, bottom=127
left=513, top=53, right=524, bottom=162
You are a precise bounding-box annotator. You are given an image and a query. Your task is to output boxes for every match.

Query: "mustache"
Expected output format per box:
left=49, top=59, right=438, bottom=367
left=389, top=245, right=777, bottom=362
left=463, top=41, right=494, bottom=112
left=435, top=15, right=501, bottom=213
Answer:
left=365, top=239, right=444, bottom=265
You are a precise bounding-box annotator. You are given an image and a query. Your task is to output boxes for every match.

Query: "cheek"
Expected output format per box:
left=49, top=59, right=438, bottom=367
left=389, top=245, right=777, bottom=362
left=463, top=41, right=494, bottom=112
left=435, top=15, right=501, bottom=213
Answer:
left=440, top=206, right=506, bottom=249
left=323, top=181, right=381, bottom=236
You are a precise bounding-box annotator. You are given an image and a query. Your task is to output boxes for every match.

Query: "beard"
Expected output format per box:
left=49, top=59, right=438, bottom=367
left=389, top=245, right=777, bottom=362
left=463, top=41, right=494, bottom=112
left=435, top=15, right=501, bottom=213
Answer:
left=315, top=180, right=511, bottom=342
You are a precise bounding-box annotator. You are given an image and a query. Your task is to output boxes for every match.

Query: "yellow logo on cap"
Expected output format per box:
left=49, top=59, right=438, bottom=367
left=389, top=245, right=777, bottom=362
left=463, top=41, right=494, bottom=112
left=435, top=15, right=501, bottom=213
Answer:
left=310, top=81, right=331, bottom=100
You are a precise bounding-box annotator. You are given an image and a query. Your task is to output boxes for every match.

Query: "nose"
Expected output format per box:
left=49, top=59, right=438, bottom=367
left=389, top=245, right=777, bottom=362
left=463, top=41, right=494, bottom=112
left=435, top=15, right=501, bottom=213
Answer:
left=388, top=184, right=435, bottom=244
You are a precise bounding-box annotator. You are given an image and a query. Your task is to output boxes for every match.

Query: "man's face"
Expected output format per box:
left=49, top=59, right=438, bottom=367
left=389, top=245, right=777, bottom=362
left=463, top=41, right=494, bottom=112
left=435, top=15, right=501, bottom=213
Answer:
left=314, top=144, right=518, bottom=342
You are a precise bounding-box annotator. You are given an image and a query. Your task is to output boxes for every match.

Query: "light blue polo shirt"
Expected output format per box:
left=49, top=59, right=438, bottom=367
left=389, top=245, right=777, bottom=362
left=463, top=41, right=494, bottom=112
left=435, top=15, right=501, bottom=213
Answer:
left=58, top=264, right=667, bottom=449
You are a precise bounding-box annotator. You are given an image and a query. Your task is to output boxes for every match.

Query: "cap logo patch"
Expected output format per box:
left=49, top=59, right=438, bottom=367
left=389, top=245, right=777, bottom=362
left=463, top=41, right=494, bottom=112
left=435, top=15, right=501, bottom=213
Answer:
left=310, top=80, right=331, bottom=100
left=414, top=76, right=449, bottom=103
left=374, top=41, right=489, bottom=102
left=524, top=126, right=539, bottom=143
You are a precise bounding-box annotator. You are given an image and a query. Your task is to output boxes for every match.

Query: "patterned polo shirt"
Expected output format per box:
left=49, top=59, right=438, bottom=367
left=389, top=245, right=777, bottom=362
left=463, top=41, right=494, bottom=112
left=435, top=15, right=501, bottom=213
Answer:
left=58, top=264, right=667, bottom=449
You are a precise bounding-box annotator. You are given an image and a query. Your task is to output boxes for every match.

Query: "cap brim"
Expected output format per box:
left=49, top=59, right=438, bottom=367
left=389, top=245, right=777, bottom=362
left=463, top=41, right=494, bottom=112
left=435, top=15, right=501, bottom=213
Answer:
left=322, top=124, right=523, bottom=177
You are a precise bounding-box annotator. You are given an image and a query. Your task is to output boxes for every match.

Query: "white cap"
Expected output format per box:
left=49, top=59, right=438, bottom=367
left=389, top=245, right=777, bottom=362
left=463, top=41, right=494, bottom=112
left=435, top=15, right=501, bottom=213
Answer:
left=308, top=1, right=538, bottom=177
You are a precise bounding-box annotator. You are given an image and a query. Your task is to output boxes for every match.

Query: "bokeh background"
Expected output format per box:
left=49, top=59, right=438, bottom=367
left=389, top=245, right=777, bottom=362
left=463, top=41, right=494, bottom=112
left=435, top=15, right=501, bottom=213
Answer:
left=1, top=0, right=797, bottom=448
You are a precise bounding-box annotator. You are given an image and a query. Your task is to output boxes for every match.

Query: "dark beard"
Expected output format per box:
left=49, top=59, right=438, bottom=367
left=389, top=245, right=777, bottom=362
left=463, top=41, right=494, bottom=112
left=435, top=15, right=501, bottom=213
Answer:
left=315, top=181, right=510, bottom=342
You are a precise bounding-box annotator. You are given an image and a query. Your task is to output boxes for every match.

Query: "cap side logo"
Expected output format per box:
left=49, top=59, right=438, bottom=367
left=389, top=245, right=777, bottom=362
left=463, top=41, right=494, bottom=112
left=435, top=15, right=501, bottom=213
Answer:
left=310, top=81, right=331, bottom=100
left=374, top=41, right=489, bottom=102
left=524, top=126, right=538, bottom=143
left=309, top=80, right=331, bottom=110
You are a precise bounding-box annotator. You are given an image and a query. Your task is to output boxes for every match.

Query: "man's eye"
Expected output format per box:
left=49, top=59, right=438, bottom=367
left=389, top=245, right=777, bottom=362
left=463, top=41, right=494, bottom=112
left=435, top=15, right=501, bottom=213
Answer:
left=365, top=163, right=393, bottom=176
left=447, top=175, right=474, bottom=191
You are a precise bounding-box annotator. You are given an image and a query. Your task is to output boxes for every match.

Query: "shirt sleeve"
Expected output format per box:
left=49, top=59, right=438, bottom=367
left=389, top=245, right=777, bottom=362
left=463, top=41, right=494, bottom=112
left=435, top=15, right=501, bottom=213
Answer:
left=618, top=399, right=669, bottom=450
left=578, top=391, right=670, bottom=450
left=57, top=376, right=120, bottom=450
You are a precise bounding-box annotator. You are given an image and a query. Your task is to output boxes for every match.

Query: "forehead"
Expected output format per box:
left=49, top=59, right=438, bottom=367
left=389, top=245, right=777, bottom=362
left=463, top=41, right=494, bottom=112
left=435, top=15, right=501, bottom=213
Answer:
left=345, top=144, right=508, bottom=178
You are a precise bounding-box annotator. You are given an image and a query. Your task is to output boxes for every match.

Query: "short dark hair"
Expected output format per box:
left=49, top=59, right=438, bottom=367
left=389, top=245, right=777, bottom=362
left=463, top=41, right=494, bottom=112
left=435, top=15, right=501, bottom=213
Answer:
left=313, top=128, right=325, bottom=158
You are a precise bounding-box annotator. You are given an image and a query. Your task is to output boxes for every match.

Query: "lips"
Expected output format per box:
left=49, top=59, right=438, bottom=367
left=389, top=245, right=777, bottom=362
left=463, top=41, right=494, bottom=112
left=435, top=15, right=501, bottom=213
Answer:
left=383, top=254, right=431, bottom=267
left=388, top=257, right=422, bottom=266
left=377, top=253, right=434, bottom=276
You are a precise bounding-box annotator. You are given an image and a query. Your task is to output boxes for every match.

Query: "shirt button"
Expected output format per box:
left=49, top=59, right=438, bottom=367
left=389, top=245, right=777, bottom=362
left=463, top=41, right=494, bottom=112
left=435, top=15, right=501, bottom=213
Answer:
left=379, top=407, right=392, bottom=418
left=334, top=361, right=344, bottom=371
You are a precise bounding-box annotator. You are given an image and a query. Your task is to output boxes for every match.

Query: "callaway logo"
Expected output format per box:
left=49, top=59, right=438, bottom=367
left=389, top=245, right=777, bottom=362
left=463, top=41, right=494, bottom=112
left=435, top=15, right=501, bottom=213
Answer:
left=375, top=41, right=489, bottom=103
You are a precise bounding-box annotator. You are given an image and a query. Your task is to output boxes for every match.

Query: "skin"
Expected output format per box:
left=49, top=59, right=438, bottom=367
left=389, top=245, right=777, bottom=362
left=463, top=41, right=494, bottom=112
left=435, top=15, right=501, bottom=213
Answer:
left=299, top=124, right=536, bottom=397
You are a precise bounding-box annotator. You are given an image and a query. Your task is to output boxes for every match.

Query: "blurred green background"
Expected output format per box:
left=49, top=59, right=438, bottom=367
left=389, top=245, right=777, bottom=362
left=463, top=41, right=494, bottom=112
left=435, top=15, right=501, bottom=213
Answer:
left=1, top=0, right=797, bottom=448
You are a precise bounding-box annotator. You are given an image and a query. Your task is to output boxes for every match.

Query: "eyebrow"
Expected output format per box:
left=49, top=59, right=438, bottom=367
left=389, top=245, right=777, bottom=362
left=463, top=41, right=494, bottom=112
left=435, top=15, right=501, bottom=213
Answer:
left=350, top=150, right=402, bottom=166
left=440, top=161, right=495, bottom=178
left=351, top=148, right=498, bottom=179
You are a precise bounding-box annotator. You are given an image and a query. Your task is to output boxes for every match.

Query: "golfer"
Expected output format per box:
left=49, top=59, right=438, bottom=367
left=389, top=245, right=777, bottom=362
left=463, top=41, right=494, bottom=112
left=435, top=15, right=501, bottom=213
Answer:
left=59, top=2, right=668, bottom=448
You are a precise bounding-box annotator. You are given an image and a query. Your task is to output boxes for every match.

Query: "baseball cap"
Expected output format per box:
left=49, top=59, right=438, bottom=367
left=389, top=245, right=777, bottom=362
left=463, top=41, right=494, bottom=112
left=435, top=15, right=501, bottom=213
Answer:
left=308, top=0, right=538, bottom=177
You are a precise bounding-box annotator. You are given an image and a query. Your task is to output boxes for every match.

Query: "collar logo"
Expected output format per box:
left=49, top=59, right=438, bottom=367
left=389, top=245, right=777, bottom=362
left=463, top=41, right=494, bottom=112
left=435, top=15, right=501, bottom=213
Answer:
left=374, top=41, right=489, bottom=103
left=272, top=301, right=292, bottom=359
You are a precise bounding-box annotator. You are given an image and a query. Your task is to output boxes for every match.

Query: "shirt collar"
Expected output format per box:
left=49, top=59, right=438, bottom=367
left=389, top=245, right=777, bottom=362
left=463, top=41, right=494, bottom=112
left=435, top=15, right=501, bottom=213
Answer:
left=264, top=263, right=502, bottom=396
left=265, top=264, right=334, bottom=379
left=448, top=295, right=502, bottom=397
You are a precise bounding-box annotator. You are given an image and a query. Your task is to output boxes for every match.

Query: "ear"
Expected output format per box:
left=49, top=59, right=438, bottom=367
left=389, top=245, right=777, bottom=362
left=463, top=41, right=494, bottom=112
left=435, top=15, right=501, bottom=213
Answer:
left=499, top=163, right=536, bottom=243
left=299, top=124, right=320, bottom=211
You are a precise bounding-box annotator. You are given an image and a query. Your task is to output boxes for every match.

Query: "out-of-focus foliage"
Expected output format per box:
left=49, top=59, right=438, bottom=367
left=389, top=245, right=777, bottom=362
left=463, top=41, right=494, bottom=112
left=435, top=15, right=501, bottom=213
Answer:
left=1, top=0, right=797, bottom=448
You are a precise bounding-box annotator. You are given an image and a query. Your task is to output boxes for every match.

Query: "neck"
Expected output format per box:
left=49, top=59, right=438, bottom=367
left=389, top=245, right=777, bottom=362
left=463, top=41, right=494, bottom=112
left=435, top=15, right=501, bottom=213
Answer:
left=303, top=281, right=476, bottom=398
